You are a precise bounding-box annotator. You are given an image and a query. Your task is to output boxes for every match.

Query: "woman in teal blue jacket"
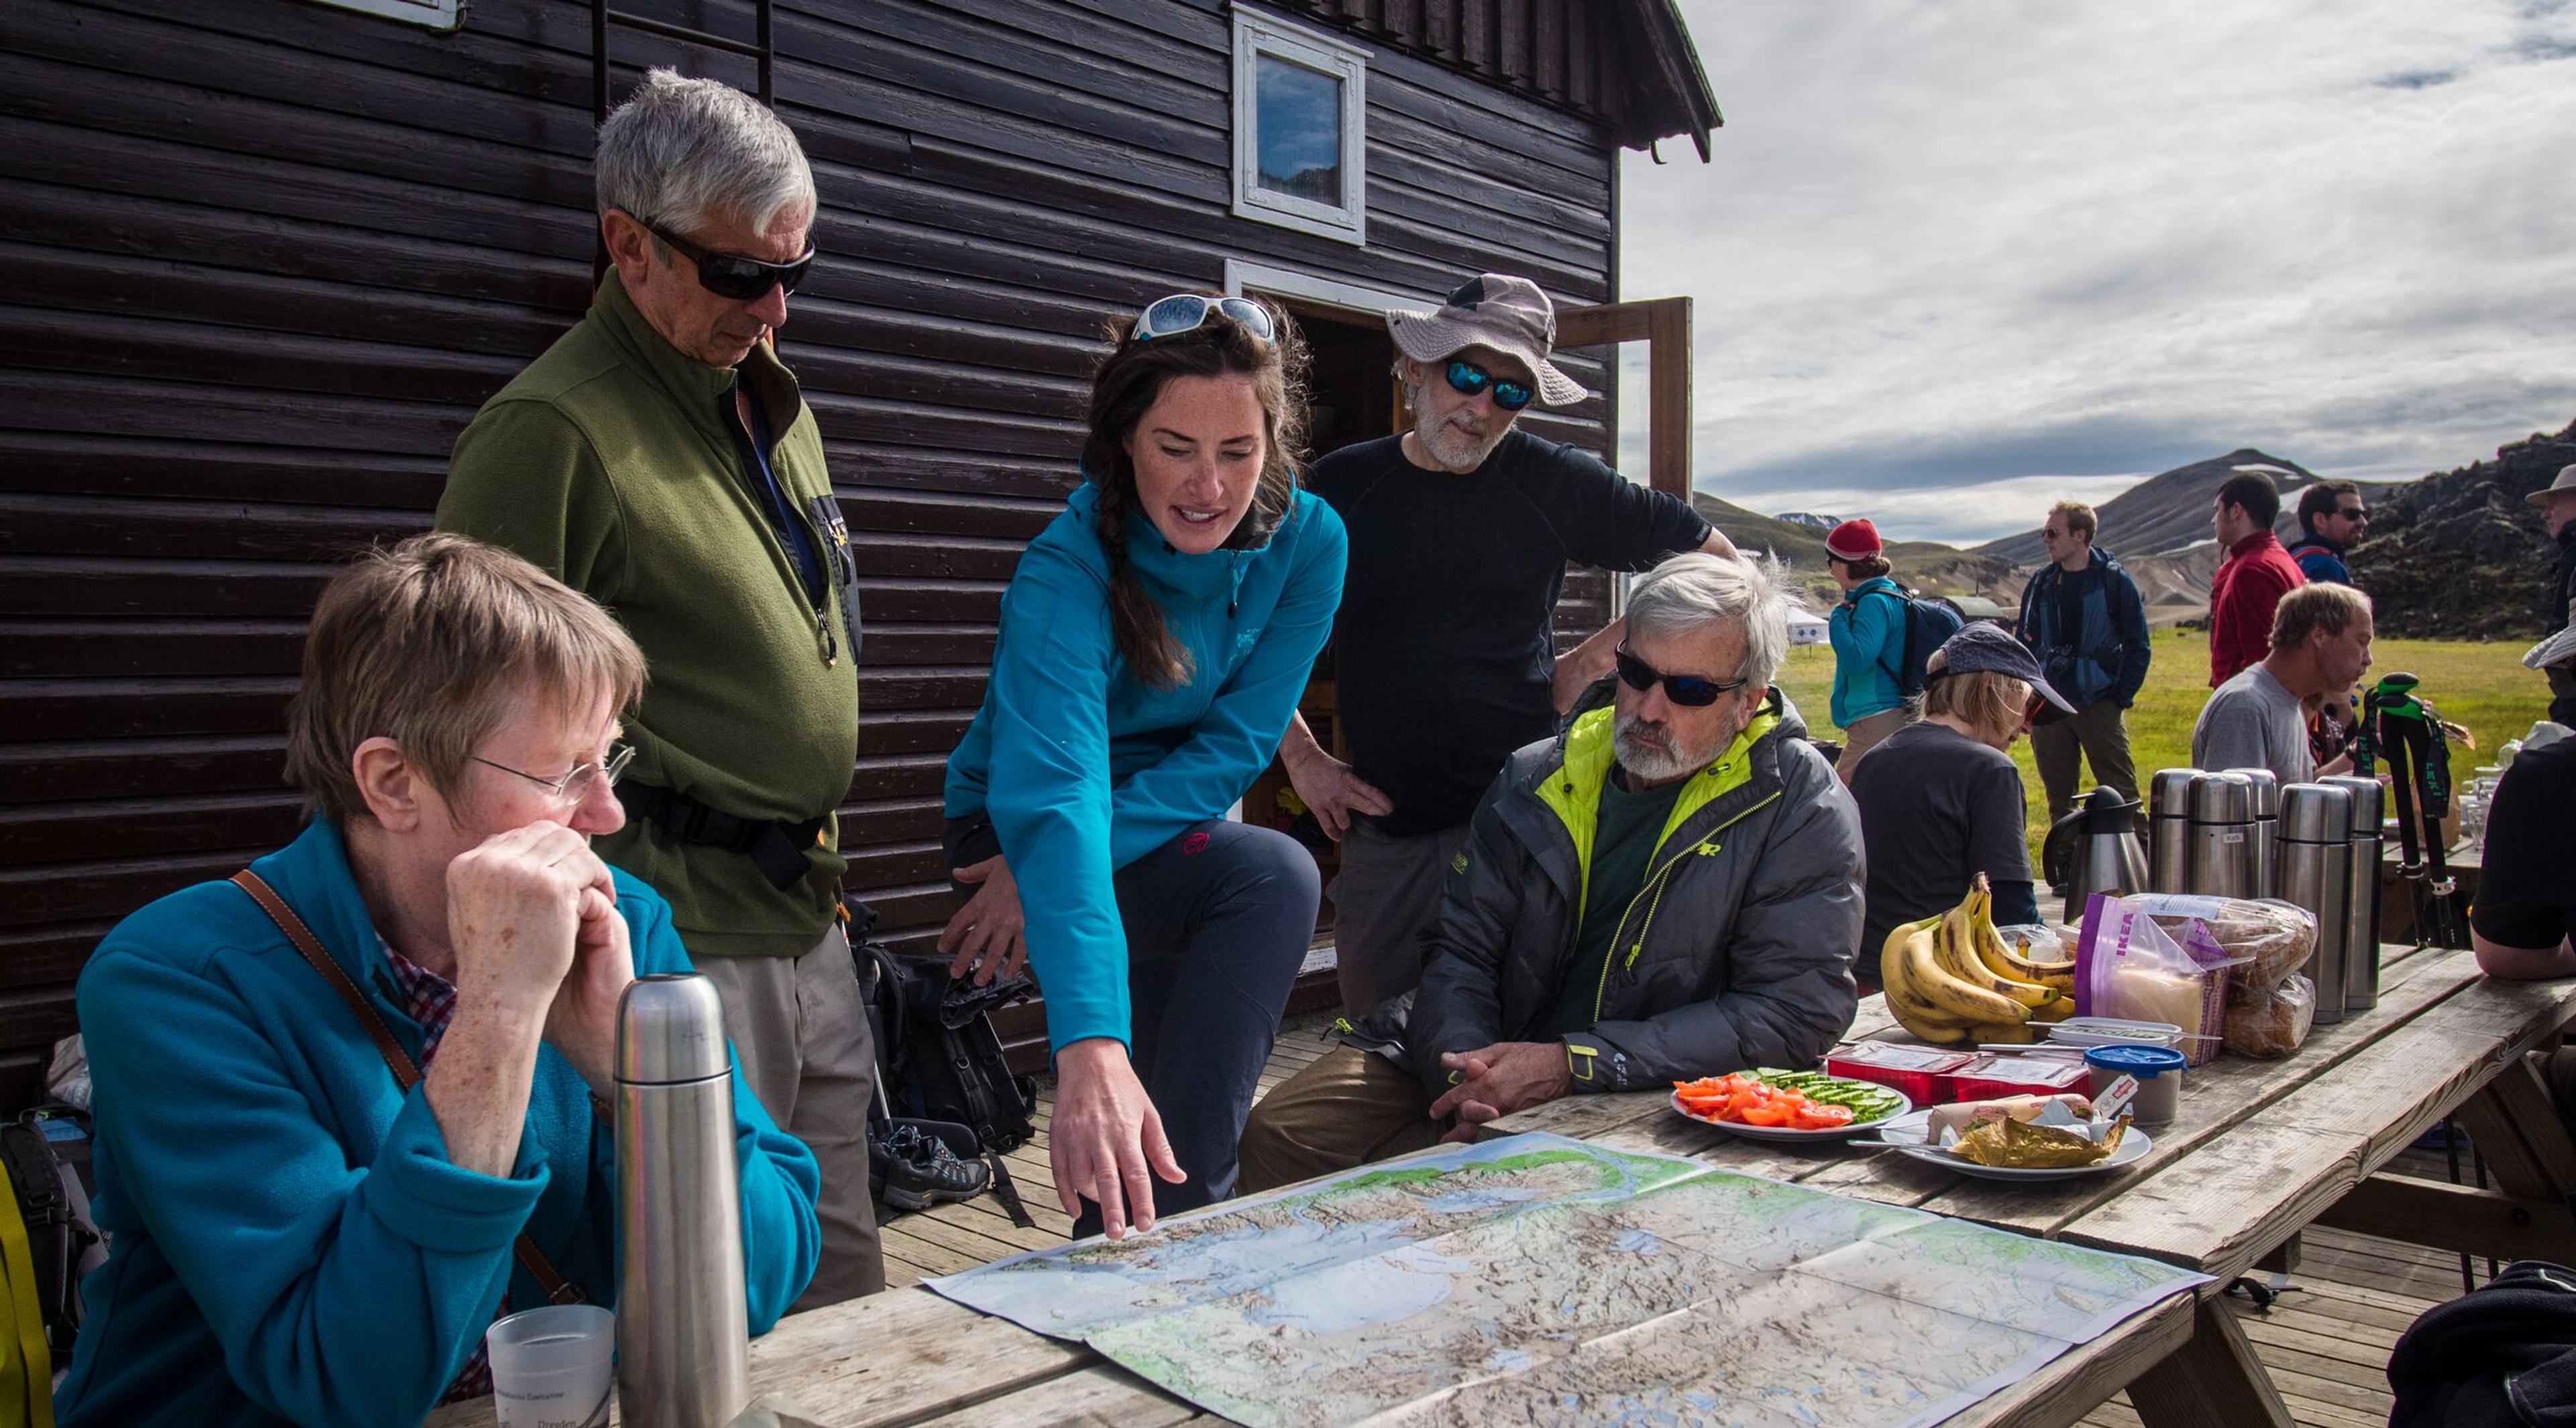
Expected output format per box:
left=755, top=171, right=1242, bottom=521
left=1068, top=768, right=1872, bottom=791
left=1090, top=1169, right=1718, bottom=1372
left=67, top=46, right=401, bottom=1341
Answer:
left=56, top=536, right=819, bottom=1427
left=1824, top=518, right=1912, bottom=781
left=941, top=294, right=1344, bottom=1240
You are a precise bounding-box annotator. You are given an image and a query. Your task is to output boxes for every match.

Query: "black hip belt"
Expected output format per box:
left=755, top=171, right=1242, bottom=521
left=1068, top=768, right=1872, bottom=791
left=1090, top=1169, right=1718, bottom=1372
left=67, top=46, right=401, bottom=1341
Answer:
left=617, top=781, right=828, bottom=891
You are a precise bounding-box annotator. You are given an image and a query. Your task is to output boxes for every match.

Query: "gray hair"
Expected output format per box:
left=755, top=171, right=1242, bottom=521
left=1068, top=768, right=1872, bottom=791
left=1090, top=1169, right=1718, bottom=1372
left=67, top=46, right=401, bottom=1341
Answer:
left=1623, top=551, right=1806, bottom=693
left=596, top=69, right=816, bottom=237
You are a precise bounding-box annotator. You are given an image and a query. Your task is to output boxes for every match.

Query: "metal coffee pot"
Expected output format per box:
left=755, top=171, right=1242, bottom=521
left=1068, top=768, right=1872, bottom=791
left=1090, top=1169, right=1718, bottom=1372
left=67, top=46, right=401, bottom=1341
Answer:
left=2041, top=786, right=2151, bottom=924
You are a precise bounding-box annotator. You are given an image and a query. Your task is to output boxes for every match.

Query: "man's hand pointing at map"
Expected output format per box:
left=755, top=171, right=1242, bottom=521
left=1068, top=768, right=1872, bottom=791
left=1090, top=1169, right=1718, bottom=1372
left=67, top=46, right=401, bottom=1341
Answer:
left=1430, top=1042, right=1573, bottom=1142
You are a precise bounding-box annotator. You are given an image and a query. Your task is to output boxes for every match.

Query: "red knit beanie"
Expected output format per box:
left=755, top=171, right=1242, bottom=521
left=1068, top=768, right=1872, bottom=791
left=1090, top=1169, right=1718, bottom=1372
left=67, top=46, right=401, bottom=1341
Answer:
left=1825, top=518, right=1883, bottom=561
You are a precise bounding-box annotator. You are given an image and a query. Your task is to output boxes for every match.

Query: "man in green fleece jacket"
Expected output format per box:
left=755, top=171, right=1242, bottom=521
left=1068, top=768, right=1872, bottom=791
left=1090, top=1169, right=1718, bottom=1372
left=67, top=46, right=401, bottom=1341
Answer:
left=436, top=70, right=879, bottom=1303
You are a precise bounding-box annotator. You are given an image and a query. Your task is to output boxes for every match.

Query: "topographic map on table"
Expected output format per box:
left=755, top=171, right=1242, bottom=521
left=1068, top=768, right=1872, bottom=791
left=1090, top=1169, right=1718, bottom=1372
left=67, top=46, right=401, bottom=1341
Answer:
left=930, top=1133, right=2208, bottom=1427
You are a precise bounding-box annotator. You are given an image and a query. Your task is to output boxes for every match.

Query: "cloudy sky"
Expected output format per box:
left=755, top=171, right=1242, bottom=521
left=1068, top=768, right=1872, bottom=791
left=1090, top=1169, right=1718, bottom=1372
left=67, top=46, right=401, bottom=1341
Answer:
left=1613, top=0, right=2576, bottom=545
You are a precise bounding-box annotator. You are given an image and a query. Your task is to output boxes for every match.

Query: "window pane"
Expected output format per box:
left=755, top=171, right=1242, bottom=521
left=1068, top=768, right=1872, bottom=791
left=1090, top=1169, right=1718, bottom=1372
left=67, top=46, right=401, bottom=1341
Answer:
left=1256, top=54, right=1342, bottom=205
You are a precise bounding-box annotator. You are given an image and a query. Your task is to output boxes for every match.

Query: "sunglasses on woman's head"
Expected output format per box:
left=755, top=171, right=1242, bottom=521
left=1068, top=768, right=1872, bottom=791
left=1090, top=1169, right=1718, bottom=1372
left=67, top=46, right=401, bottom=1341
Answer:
left=1614, top=644, right=1747, bottom=707
left=1444, top=359, right=1535, bottom=411
left=1134, top=294, right=1276, bottom=345
left=634, top=213, right=816, bottom=302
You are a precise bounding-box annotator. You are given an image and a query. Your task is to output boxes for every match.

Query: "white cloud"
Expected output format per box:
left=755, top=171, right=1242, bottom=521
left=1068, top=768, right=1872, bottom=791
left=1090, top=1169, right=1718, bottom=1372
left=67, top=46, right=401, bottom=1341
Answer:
left=1617, top=0, right=2576, bottom=545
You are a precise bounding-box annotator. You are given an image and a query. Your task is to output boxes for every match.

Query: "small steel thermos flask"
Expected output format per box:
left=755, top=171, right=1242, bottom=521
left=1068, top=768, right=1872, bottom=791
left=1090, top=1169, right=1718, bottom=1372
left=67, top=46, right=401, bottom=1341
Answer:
left=2322, top=774, right=2387, bottom=1014
left=2185, top=772, right=2257, bottom=897
left=2222, top=768, right=2280, bottom=899
left=616, top=974, right=753, bottom=1428
left=2277, top=783, right=2354, bottom=1026
left=2147, top=768, right=2201, bottom=894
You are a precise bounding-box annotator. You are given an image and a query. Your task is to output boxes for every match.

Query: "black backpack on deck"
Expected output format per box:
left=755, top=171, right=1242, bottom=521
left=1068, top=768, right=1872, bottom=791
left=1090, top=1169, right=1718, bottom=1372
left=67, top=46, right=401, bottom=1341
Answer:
left=853, top=924, right=1040, bottom=1225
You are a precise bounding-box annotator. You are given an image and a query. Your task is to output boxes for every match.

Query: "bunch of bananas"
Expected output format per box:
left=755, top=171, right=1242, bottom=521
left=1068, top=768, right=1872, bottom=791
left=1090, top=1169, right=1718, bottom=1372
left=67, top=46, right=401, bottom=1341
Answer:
left=1880, top=876, right=2075, bottom=1045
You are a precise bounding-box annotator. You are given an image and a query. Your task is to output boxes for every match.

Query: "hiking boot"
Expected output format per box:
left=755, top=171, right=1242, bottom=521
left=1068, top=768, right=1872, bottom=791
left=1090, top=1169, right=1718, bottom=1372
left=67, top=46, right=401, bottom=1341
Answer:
left=875, top=1123, right=989, bottom=1211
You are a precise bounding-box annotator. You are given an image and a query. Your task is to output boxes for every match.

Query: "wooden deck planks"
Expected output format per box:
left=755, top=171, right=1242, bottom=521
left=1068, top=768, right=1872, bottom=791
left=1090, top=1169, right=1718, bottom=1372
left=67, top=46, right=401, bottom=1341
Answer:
left=881, top=1013, right=2464, bottom=1428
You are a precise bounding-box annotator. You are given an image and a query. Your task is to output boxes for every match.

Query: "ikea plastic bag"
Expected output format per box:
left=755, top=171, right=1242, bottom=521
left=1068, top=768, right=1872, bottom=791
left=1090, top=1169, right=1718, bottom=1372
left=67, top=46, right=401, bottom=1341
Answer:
left=2076, top=893, right=2245, bottom=1066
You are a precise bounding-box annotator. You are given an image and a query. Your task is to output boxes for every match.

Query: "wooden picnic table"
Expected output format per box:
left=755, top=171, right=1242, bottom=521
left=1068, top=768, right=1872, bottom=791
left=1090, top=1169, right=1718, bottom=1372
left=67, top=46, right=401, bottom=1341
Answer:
left=429, top=941, right=2576, bottom=1427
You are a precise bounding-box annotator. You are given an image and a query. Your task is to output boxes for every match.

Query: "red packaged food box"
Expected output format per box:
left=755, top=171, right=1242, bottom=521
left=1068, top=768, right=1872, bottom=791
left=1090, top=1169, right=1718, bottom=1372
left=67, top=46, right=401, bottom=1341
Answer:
left=1824, top=1043, right=1980, bottom=1104
left=1950, top=1054, right=2093, bottom=1103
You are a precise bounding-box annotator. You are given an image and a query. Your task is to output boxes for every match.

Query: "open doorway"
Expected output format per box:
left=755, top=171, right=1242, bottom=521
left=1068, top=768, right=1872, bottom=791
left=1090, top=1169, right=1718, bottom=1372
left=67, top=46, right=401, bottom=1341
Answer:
left=1286, top=296, right=1397, bottom=460
left=1226, top=264, right=1414, bottom=941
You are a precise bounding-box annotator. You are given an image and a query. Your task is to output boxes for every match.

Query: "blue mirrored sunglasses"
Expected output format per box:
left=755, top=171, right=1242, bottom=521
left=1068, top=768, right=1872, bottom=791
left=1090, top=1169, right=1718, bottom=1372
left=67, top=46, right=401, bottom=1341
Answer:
left=1134, top=294, right=1276, bottom=345
left=1444, top=359, right=1535, bottom=411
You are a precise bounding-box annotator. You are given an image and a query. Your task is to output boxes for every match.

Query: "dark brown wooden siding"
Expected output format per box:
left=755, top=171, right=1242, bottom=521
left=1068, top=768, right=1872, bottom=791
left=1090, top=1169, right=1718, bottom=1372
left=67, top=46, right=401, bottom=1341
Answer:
left=1273, top=0, right=1717, bottom=154
left=0, top=0, right=1621, bottom=1103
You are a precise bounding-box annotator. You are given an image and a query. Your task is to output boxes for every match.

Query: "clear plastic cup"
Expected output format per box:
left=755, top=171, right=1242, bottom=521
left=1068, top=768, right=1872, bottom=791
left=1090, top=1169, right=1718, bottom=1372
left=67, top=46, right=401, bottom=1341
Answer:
left=486, top=1303, right=614, bottom=1428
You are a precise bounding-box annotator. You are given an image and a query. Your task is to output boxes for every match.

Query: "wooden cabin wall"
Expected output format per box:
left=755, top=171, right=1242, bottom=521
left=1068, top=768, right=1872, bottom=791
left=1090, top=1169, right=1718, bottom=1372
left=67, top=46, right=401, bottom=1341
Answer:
left=0, top=0, right=1623, bottom=1099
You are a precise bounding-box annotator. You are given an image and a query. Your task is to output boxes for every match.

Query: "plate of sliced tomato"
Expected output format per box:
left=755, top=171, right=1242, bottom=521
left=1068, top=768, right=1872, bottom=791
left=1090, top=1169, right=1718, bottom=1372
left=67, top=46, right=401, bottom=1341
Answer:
left=1670, top=1070, right=1913, bottom=1141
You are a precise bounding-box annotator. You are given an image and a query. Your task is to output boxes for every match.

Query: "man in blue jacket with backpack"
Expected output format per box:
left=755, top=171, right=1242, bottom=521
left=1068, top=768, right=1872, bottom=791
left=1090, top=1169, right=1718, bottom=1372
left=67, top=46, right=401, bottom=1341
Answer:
left=2017, top=500, right=2152, bottom=824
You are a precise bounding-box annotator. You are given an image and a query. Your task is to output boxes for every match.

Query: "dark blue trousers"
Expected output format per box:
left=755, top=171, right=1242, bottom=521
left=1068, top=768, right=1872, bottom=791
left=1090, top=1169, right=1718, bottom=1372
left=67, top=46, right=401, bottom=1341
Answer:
left=947, top=817, right=1320, bottom=1233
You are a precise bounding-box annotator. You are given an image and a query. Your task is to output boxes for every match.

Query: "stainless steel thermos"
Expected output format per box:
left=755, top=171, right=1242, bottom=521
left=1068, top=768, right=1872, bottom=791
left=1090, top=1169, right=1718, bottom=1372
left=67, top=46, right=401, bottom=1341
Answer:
left=2185, top=771, right=2258, bottom=897
left=616, top=974, right=753, bottom=1428
left=2277, top=783, right=2354, bottom=1026
left=2322, top=773, right=2387, bottom=1014
left=2223, top=769, right=2280, bottom=899
left=2148, top=768, right=2201, bottom=894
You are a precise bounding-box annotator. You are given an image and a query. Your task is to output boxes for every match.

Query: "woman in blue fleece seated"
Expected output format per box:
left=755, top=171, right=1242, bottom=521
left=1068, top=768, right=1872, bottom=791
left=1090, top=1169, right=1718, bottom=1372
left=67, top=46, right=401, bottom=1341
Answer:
left=56, top=534, right=820, bottom=1427
left=940, top=293, right=1346, bottom=1240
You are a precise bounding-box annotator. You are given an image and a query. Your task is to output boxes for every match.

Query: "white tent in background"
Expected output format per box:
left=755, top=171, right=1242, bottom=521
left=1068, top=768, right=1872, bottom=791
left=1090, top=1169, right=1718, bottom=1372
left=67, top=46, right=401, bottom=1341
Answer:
left=1787, top=610, right=1830, bottom=646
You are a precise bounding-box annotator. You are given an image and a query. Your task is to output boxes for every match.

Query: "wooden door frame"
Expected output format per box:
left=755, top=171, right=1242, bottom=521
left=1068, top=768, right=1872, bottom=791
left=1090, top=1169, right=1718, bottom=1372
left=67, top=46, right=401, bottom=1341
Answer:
left=1551, top=295, right=1693, bottom=501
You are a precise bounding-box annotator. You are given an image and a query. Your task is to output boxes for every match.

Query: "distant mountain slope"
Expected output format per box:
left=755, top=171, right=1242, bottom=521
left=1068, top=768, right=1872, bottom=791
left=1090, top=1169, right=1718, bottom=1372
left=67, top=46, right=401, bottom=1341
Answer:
left=2351, top=419, right=2576, bottom=639
left=1692, top=493, right=2015, bottom=605
left=1774, top=511, right=1837, bottom=532
left=1973, top=449, right=2324, bottom=567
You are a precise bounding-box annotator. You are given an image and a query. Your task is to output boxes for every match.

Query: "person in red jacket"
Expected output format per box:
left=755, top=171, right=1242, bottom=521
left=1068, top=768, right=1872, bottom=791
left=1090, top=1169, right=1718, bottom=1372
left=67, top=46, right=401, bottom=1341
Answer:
left=2205, top=470, right=2306, bottom=687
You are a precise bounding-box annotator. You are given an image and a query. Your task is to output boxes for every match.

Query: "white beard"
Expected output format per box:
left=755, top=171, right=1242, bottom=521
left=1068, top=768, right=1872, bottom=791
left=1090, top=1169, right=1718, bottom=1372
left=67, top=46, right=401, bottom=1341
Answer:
left=1613, top=709, right=1723, bottom=784
left=1405, top=378, right=1509, bottom=470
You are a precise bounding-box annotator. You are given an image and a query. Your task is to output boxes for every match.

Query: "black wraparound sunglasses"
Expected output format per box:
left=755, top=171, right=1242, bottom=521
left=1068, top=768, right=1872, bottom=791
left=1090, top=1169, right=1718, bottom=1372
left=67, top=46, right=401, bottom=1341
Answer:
left=633, top=213, right=816, bottom=301
left=1614, top=644, right=1748, bottom=707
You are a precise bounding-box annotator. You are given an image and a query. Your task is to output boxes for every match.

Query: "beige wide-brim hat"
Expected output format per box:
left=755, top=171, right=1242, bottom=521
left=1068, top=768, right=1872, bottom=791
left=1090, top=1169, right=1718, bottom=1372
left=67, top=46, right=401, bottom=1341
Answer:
left=2524, top=462, right=2576, bottom=508
left=1387, top=273, right=1589, bottom=408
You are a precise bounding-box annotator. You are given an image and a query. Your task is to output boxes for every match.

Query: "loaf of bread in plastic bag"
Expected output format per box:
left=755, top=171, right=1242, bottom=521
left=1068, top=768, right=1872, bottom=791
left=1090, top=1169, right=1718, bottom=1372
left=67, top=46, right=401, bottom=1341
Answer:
left=2143, top=895, right=2316, bottom=990
left=2223, top=973, right=2316, bottom=1058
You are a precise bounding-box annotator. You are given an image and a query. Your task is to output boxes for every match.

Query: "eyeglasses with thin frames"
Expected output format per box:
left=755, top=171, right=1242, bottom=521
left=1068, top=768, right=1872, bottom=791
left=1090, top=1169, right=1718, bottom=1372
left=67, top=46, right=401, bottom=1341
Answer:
left=473, top=743, right=637, bottom=804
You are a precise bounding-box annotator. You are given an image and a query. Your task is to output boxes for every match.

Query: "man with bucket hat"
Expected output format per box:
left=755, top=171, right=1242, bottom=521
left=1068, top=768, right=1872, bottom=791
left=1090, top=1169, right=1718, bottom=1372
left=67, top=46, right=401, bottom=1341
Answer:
left=1277, top=273, right=1736, bottom=1018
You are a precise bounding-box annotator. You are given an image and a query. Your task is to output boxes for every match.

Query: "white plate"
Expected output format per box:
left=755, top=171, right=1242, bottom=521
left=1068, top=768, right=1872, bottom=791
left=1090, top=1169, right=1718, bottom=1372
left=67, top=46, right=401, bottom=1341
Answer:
left=1872, top=1108, right=2154, bottom=1180
left=1668, top=1083, right=1913, bottom=1141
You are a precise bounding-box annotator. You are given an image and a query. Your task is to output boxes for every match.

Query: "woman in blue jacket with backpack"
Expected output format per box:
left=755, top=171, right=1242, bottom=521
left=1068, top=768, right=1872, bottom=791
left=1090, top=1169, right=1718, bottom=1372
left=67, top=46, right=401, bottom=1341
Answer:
left=1825, top=518, right=1912, bottom=781
left=939, top=294, right=1346, bottom=1240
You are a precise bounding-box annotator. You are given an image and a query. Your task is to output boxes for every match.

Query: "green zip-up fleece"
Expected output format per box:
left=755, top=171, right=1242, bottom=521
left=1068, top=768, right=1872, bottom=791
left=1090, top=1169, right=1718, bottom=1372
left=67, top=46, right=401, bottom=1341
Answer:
left=436, top=272, right=860, bottom=959
left=1346, top=686, right=1865, bottom=1095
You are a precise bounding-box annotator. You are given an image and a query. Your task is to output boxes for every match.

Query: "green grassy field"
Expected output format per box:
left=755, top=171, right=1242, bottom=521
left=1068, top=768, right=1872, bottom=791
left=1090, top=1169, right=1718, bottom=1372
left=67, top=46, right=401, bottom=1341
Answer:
left=1772, top=627, right=2552, bottom=860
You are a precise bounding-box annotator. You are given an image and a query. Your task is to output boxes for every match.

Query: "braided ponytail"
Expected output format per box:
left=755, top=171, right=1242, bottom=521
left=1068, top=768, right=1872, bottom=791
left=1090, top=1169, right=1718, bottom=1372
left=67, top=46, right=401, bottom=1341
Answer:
left=1080, top=298, right=1308, bottom=690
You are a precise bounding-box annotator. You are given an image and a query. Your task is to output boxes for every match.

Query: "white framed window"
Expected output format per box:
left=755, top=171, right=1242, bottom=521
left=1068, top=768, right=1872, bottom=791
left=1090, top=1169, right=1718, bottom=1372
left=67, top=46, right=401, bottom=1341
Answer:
left=1231, top=11, right=1368, bottom=246
left=303, top=0, right=461, bottom=28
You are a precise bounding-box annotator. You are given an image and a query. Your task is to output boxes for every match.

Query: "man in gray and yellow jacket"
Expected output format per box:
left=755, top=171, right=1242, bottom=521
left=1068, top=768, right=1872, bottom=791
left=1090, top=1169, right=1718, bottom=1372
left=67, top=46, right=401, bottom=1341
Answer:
left=437, top=71, right=879, bottom=1302
left=1239, top=554, right=1864, bottom=1190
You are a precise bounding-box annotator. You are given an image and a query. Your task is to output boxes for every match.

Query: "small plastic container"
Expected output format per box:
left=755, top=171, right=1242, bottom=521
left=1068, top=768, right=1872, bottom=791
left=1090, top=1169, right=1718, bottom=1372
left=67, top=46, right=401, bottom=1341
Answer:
left=486, top=1303, right=614, bottom=1428
left=1951, top=1054, right=2093, bottom=1103
left=2085, top=1045, right=2188, bottom=1126
left=2047, top=1018, right=2187, bottom=1052
left=1825, top=1043, right=1980, bottom=1104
